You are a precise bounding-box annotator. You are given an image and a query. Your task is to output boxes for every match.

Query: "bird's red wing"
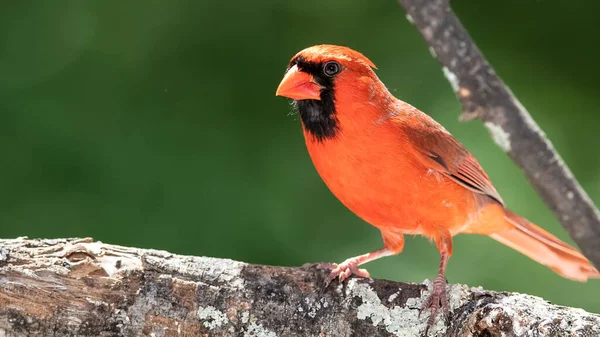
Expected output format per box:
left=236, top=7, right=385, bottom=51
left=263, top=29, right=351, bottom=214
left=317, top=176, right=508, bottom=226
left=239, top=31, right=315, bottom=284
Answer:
left=403, top=120, right=505, bottom=206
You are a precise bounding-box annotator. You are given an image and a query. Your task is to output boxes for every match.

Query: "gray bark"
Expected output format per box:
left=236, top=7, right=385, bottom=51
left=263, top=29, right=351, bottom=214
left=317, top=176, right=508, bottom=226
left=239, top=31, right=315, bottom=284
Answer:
left=0, top=238, right=598, bottom=337
left=397, top=0, right=600, bottom=270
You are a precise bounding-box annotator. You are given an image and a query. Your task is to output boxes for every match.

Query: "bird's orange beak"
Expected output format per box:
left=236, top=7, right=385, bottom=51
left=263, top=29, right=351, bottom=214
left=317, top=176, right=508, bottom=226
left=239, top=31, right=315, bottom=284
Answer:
left=276, top=65, right=322, bottom=101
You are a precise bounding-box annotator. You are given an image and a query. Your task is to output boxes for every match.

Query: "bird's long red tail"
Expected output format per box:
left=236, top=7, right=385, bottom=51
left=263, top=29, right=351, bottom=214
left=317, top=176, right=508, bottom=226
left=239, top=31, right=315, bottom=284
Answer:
left=489, top=209, right=600, bottom=282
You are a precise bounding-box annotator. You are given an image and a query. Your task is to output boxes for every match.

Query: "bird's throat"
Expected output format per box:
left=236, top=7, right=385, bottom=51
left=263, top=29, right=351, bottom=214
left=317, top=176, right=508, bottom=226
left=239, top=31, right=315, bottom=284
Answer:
left=296, top=95, right=338, bottom=142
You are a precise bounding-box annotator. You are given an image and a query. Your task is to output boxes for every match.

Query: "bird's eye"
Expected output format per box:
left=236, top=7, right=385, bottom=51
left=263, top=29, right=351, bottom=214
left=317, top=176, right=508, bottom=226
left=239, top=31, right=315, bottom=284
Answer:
left=323, top=61, right=341, bottom=77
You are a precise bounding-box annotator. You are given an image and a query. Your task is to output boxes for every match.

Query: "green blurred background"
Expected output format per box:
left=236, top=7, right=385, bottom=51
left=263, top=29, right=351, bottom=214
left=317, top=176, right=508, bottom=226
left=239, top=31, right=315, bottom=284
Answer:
left=1, top=1, right=599, bottom=312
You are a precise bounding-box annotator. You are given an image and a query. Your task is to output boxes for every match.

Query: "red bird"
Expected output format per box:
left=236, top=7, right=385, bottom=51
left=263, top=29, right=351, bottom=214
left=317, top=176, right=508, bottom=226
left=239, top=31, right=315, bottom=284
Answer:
left=275, top=45, right=599, bottom=329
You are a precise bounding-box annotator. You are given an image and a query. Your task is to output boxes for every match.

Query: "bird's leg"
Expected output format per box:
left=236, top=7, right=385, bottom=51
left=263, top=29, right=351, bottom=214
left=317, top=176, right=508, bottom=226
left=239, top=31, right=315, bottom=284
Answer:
left=324, top=248, right=394, bottom=288
left=324, top=231, right=405, bottom=289
left=421, top=233, right=452, bottom=335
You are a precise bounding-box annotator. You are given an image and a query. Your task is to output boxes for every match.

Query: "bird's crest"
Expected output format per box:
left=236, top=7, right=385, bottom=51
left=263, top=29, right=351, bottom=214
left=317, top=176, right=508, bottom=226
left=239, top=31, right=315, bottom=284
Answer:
left=292, top=45, right=377, bottom=70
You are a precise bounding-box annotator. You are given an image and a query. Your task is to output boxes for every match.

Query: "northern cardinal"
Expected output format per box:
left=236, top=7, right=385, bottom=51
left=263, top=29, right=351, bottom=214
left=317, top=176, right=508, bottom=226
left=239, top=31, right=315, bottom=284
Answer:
left=275, top=45, right=599, bottom=330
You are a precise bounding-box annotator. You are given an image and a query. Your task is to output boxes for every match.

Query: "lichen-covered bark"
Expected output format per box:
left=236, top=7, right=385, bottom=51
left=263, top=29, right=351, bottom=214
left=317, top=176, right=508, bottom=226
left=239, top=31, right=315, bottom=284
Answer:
left=397, top=0, right=600, bottom=271
left=0, top=238, right=598, bottom=337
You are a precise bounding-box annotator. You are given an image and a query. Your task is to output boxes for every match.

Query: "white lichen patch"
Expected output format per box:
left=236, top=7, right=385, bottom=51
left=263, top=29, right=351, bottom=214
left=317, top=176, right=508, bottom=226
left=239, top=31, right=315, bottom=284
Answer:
left=346, top=280, right=473, bottom=336
left=428, top=47, right=437, bottom=59
left=244, top=322, right=278, bottom=337
left=442, top=67, right=459, bottom=93
left=0, top=247, right=8, bottom=262
left=85, top=297, right=104, bottom=307
left=447, top=283, right=471, bottom=310
left=346, top=279, right=427, bottom=336
left=198, top=306, right=229, bottom=330
left=484, top=122, right=511, bottom=152
left=296, top=296, right=329, bottom=320
left=241, top=311, right=250, bottom=324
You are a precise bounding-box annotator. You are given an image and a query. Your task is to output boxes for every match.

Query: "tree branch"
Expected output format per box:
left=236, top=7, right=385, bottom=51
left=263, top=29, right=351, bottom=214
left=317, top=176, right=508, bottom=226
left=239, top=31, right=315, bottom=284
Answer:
left=396, top=0, right=600, bottom=269
left=0, top=238, right=598, bottom=337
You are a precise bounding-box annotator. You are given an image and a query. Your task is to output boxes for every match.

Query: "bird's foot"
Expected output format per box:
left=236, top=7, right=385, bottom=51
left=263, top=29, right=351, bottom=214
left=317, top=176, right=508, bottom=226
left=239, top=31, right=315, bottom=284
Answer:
left=420, top=275, right=449, bottom=335
left=323, top=258, right=370, bottom=289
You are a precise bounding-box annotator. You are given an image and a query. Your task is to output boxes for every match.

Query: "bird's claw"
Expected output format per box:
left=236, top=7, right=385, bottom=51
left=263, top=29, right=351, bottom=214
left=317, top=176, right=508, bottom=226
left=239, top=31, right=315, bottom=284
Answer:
left=420, top=276, right=449, bottom=336
left=322, top=259, right=370, bottom=290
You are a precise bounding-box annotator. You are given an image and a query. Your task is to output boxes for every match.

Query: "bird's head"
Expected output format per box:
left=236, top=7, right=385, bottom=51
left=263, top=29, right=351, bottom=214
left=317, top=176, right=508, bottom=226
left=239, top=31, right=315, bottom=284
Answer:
left=276, top=45, right=380, bottom=141
left=276, top=44, right=377, bottom=101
